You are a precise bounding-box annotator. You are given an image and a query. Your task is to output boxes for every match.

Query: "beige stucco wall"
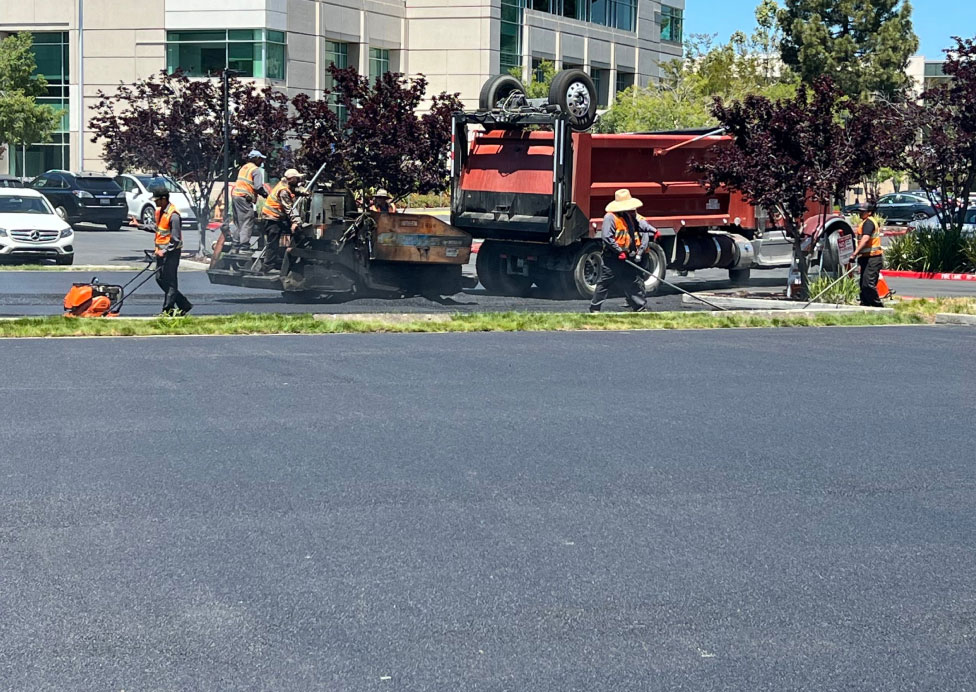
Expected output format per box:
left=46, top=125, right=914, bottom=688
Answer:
left=2, top=0, right=684, bottom=173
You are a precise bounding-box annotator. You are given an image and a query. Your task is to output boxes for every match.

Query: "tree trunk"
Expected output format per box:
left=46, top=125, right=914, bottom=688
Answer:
left=787, top=222, right=810, bottom=301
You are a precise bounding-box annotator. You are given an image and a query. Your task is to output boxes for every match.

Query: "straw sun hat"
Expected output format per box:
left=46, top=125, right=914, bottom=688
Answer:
left=605, top=188, right=643, bottom=213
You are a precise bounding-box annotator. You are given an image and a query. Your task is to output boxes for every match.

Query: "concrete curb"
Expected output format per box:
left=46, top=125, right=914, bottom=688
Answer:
left=680, top=294, right=892, bottom=312
left=882, top=270, right=976, bottom=282
left=934, top=312, right=976, bottom=325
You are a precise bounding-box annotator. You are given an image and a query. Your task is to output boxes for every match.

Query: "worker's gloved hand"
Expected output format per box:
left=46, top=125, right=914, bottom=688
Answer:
left=618, top=252, right=627, bottom=261
left=634, top=253, right=643, bottom=262
left=628, top=251, right=637, bottom=259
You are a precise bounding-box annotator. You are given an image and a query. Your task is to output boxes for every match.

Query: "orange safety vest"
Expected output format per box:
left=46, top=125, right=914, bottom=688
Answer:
left=232, top=162, right=258, bottom=200
left=369, top=201, right=397, bottom=214
left=613, top=214, right=643, bottom=252
left=262, top=180, right=290, bottom=219
left=154, top=203, right=180, bottom=249
left=856, top=216, right=884, bottom=257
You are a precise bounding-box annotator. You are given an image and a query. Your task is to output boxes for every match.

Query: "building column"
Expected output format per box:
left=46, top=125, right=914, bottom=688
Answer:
left=608, top=43, right=617, bottom=107
left=359, top=9, right=369, bottom=76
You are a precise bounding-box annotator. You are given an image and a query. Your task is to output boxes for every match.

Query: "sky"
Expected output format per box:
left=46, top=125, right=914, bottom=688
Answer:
left=685, top=0, right=976, bottom=59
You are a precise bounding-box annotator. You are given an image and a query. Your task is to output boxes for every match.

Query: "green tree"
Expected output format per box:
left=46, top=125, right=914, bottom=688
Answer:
left=777, top=0, right=918, bottom=99
left=597, top=27, right=798, bottom=133
left=509, top=60, right=556, bottom=99
left=0, top=32, right=62, bottom=165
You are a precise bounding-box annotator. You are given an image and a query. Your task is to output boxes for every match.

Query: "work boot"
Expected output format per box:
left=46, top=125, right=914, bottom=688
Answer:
left=176, top=302, right=193, bottom=316
left=588, top=306, right=601, bottom=313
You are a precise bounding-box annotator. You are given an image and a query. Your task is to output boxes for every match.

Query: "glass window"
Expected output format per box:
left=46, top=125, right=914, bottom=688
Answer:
left=369, top=48, right=390, bottom=80
left=499, top=0, right=523, bottom=74
left=324, top=41, right=349, bottom=123
left=0, top=195, right=52, bottom=214
left=589, top=0, right=608, bottom=26
left=592, top=69, right=607, bottom=108
left=166, top=29, right=286, bottom=79
left=616, top=71, right=634, bottom=94
left=531, top=0, right=551, bottom=11
left=612, top=0, right=636, bottom=31
left=661, top=6, right=683, bottom=43
left=136, top=176, right=184, bottom=193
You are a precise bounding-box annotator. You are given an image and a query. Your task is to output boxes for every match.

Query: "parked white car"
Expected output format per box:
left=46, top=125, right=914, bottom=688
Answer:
left=0, top=188, right=74, bottom=264
left=116, top=174, right=200, bottom=231
left=912, top=207, right=976, bottom=235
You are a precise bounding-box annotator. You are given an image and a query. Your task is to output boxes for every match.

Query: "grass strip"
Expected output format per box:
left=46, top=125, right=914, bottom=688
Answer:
left=893, top=297, right=976, bottom=316
left=0, top=310, right=928, bottom=339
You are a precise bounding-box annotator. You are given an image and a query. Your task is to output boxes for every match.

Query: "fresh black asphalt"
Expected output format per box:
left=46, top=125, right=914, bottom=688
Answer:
left=1, top=326, right=975, bottom=690
left=0, top=269, right=716, bottom=316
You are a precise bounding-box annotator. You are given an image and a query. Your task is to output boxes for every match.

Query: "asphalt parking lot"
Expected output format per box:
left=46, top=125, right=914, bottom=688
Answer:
left=2, top=326, right=974, bottom=689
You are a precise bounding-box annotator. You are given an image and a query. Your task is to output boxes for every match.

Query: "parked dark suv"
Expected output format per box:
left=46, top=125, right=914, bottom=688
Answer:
left=30, top=171, right=129, bottom=230
left=0, top=174, right=25, bottom=188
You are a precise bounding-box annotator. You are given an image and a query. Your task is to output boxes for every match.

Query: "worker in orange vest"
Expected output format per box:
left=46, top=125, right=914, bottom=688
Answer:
left=851, top=201, right=885, bottom=307
left=368, top=189, right=397, bottom=214
left=148, top=187, right=192, bottom=315
left=259, top=168, right=306, bottom=271
left=230, top=149, right=268, bottom=253
left=589, top=189, right=656, bottom=313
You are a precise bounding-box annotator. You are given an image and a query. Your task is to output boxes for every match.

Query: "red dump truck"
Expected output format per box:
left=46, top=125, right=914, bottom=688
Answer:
left=451, top=73, right=853, bottom=298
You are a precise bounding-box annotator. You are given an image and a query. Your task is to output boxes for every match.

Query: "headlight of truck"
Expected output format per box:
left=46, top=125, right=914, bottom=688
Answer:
left=60, top=227, right=73, bottom=238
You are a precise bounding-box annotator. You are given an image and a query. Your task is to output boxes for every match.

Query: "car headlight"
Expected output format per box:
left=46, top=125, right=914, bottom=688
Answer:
left=0, top=228, right=7, bottom=237
left=60, top=227, right=73, bottom=238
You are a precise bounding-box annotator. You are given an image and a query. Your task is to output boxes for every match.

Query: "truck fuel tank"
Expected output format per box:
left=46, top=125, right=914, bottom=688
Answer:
left=667, top=232, right=754, bottom=271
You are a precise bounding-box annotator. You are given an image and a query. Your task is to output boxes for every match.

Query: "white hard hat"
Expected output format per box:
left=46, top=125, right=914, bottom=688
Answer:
left=374, top=189, right=391, bottom=198
left=248, top=149, right=266, bottom=159
left=283, top=169, right=304, bottom=179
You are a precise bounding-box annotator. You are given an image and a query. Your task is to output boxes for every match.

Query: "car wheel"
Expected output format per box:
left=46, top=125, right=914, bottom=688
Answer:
left=478, top=75, right=527, bottom=110
left=549, top=69, right=598, bottom=131
left=56, top=254, right=74, bottom=266
left=106, top=222, right=124, bottom=232
left=912, top=211, right=929, bottom=221
left=141, top=204, right=156, bottom=227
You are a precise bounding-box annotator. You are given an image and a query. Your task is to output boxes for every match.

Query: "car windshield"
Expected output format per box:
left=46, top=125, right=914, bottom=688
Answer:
left=136, top=176, right=184, bottom=194
left=77, top=176, right=122, bottom=191
left=0, top=196, right=53, bottom=214
left=967, top=210, right=976, bottom=224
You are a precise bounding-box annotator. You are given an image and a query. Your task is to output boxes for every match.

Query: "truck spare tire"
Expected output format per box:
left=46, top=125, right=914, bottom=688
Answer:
left=549, top=69, right=597, bottom=131
left=479, top=75, right=527, bottom=110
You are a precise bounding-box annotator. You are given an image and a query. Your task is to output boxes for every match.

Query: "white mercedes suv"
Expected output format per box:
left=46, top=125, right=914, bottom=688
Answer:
left=0, top=187, right=75, bottom=265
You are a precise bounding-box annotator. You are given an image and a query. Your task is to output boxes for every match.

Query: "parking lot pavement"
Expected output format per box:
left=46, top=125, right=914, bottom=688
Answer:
left=2, top=327, right=974, bottom=689
left=59, top=224, right=219, bottom=265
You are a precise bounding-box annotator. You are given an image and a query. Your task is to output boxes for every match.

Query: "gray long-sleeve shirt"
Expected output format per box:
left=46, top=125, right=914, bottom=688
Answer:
left=601, top=212, right=654, bottom=255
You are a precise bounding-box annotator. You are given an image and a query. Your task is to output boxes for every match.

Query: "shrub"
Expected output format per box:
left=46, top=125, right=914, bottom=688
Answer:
left=403, top=191, right=450, bottom=208
left=808, top=274, right=860, bottom=304
left=886, top=227, right=973, bottom=273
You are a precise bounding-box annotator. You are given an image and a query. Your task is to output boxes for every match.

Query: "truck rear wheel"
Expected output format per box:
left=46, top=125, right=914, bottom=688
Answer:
left=475, top=243, right=503, bottom=292
left=641, top=243, right=667, bottom=295
left=568, top=242, right=666, bottom=299
left=475, top=241, right=532, bottom=295
left=569, top=245, right=603, bottom=299
left=479, top=75, right=527, bottom=110
left=549, top=69, right=598, bottom=131
left=728, top=268, right=751, bottom=285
